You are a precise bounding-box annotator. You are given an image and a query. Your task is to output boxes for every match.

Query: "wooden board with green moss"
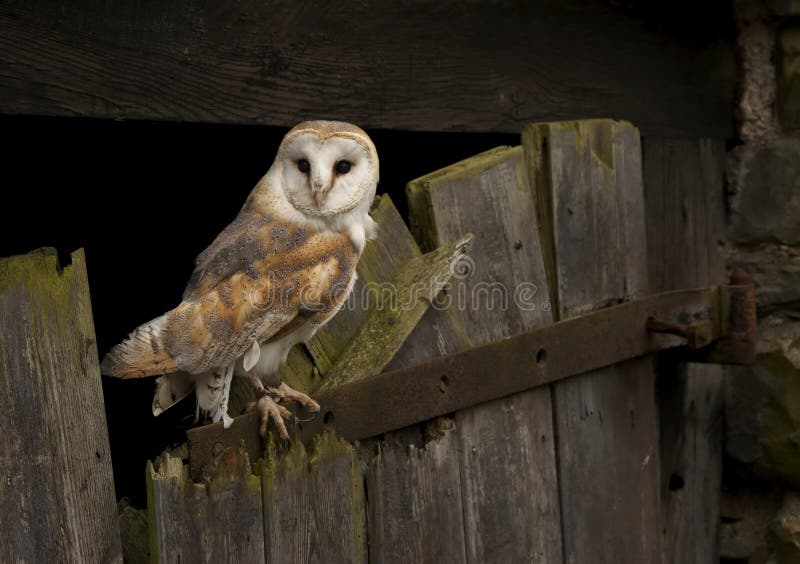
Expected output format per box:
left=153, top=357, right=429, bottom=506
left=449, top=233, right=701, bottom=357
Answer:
left=261, top=431, right=367, bottom=563
left=309, top=194, right=469, bottom=385
left=406, top=144, right=563, bottom=562
left=147, top=448, right=264, bottom=563
left=0, top=248, right=122, bottom=563
left=523, top=119, right=662, bottom=563
left=317, top=233, right=472, bottom=393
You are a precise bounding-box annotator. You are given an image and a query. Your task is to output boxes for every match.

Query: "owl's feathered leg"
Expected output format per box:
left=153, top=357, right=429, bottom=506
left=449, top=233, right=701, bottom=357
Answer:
left=195, top=364, right=235, bottom=428
left=218, top=365, right=235, bottom=429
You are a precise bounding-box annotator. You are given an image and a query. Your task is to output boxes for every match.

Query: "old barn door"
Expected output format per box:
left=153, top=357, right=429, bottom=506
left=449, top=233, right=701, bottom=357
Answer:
left=146, top=119, right=665, bottom=564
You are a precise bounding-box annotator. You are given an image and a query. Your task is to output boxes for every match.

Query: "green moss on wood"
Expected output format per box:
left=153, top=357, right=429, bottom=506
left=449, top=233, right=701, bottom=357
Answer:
left=118, top=498, right=150, bottom=564
left=0, top=248, right=95, bottom=342
left=318, top=234, right=472, bottom=392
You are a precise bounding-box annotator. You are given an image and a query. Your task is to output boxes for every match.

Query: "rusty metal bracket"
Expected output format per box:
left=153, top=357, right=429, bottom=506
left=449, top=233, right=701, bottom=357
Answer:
left=299, top=278, right=755, bottom=442
left=187, top=274, right=756, bottom=462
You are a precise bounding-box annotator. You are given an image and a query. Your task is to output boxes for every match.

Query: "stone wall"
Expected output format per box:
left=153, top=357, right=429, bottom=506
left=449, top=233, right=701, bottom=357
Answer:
left=722, top=2, right=800, bottom=562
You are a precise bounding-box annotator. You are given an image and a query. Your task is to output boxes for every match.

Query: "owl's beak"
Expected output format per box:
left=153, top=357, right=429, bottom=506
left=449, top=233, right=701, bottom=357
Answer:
left=312, top=180, right=331, bottom=207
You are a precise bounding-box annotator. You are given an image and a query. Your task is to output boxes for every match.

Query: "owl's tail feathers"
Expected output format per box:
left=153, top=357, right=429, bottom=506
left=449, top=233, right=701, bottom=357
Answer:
left=100, top=315, right=178, bottom=378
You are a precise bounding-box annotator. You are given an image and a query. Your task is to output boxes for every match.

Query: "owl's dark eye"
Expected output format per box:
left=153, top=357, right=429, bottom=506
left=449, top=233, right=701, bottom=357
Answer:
left=297, top=159, right=310, bottom=173
left=335, top=160, right=352, bottom=174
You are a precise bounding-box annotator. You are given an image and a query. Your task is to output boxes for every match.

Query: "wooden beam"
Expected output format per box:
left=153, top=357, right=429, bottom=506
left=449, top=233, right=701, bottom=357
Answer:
left=367, top=429, right=467, bottom=564
left=0, top=1, right=732, bottom=137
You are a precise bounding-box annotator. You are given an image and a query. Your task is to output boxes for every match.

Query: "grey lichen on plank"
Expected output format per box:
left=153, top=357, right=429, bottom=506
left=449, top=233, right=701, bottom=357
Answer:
left=643, top=138, right=726, bottom=564
left=524, top=119, right=662, bottom=563
left=0, top=248, right=122, bottom=563
left=261, top=431, right=367, bottom=564
left=405, top=144, right=563, bottom=563
left=147, top=448, right=264, bottom=563
left=367, top=428, right=467, bottom=564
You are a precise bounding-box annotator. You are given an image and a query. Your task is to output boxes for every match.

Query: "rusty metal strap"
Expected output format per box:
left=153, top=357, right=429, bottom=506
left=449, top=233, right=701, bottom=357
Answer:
left=188, top=281, right=755, bottom=464
left=298, top=282, right=755, bottom=442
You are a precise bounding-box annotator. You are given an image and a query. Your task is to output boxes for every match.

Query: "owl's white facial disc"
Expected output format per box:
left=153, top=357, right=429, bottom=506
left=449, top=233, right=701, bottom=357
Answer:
left=279, top=129, right=378, bottom=218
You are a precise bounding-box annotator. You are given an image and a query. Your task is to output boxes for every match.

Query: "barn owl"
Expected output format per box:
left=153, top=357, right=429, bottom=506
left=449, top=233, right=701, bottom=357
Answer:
left=101, top=121, right=378, bottom=439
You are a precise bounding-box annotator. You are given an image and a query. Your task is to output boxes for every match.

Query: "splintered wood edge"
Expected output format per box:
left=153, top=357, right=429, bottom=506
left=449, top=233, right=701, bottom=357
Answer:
left=0, top=247, right=86, bottom=296
left=318, top=233, right=474, bottom=391
left=147, top=453, right=186, bottom=481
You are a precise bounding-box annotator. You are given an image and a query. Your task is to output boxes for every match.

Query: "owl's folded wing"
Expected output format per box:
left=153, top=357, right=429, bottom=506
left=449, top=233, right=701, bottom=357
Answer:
left=101, top=217, right=357, bottom=378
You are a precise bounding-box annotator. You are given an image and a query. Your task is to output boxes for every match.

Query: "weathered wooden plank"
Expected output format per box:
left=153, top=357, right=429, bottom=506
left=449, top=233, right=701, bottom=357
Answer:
left=262, top=432, right=367, bottom=564
left=524, top=120, right=662, bottom=563
left=643, top=137, right=726, bottom=564
left=407, top=146, right=553, bottom=339
left=367, top=427, right=467, bottom=564
left=147, top=449, right=264, bottom=563
left=0, top=248, right=122, bottom=563
left=456, top=390, right=563, bottom=563
left=319, top=234, right=472, bottom=392
left=0, top=1, right=733, bottom=137
left=406, top=144, right=563, bottom=563
left=309, top=194, right=468, bottom=382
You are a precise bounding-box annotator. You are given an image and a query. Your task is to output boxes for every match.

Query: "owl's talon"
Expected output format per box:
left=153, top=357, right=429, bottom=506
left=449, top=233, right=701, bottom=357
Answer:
left=253, top=395, right=294, bottom=440
left=278, top=382, right=320, bottom=412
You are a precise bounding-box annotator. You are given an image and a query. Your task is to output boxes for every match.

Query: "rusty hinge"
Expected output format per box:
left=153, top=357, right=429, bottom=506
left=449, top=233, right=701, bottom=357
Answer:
left=186, top=271, right=756, bottom=464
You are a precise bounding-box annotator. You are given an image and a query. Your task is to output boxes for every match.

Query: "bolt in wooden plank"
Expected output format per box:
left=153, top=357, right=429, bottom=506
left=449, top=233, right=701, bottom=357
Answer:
left=406, top=146, right=563, bottom=564
left=261, top=431, right=367, bottom=564
left=524, top=119, right=662, bottom=564
left=643, top=137, right=726, bottom=564
left=0, top=248, right=122, bottom=563
left=147, top=449, right=264, bottom=563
